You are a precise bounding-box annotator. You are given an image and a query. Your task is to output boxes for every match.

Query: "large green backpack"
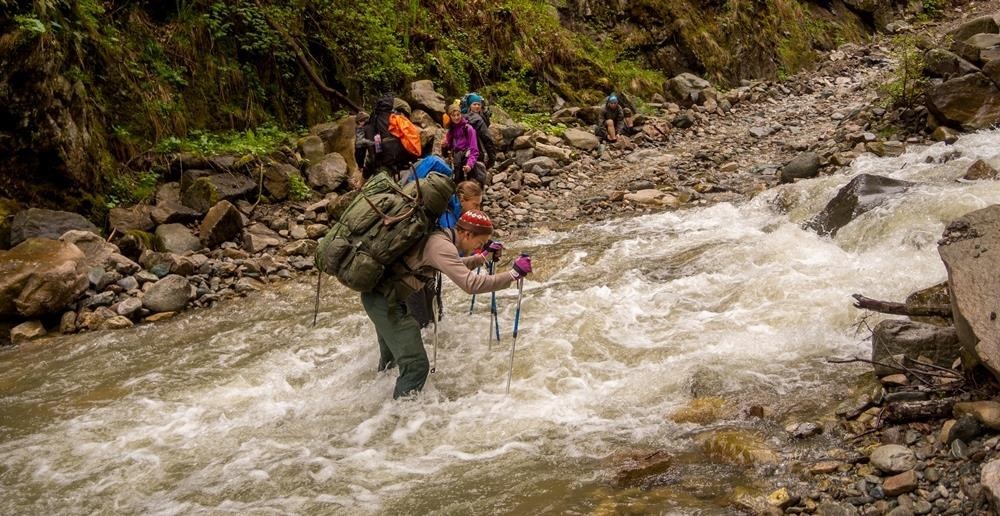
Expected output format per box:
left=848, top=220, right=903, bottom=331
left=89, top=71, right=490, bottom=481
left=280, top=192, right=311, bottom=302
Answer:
left=316, top=171, right=455, bottom=292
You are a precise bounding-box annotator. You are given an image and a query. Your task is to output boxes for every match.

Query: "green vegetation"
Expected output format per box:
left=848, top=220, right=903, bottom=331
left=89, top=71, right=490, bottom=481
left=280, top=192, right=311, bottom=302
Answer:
left=880, top=35, right=929, bottom=108
left=0, top=0, right=876, bottom=210
left=288, top=173, right=312, bottom=201
left=153, top=125, right=300, bottom=157
left=105, top=171, right=159, bottom=210
left=517, top=113, right=567, bottom=137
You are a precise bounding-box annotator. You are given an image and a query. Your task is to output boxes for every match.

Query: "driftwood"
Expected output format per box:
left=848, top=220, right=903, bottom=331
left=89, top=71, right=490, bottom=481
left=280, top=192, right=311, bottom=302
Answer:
left=882, top=398, right=957, bottom=423
left=851, top=294, right=952, bottom=318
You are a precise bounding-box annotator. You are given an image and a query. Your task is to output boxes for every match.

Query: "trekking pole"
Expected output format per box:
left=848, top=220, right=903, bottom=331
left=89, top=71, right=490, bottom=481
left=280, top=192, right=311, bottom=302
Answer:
left=506, top=275, right=525, bottom=395
left=312, top=271, right=322, bottom=326
left=488, top=261, right=500, bottom=350
left=469, top=266, right=480, bottom=315
left=431, top=272, right=441, bottom=373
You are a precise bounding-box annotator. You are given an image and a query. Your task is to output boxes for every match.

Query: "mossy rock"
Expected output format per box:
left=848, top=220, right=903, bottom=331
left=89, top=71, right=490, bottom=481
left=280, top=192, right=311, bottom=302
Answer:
left=181, top=177, right=220, bottom=214
left=117, top=229, right=164, bottom=260
left=699, top=429, right=779, bottom=466
left=669, top=397, right=731, bottom=424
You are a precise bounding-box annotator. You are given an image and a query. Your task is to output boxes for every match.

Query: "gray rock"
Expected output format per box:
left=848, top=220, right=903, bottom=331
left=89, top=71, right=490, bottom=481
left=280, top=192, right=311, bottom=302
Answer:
left=963, top=159, right=998, bottom=180
left=923, top=48, right=980, bottom=80
left=10, top=208, right=99, bottom=247
left=108, top=205, right=155, bottom=233
left=779, top=151, right=821, bottom=183
left=664, top=73, right=712, bottom=107
left=522, top=156, right=559, bottom=171
left=533, top=143, right=572, bottom=163
left=562, top=128, right=600, bottom=151
left=82, top=291, right=115, bottom=308
left=946, top=15, right=999, bottom=44
left=99, top=315, right=134, bottom=330
left=156, top=182, right=181, bottom=205
left=281, top=239, right=317, bottom=257
left=150, top=200, right=201, bottom=225
left=927, top=72, right=1000, bottom=131
left=264, top=163, right=300, bottom=201
left=816, top=501, right=859, bottom=516
left=297, top=135, right=326, bottom=163
left=749, top=127, right=770, bottom=138
left=938, top=206, right=1000, bottom=378
left=199, top=201, right=244, bottom=249
left=806, top=174, right=914, bottom=236
left=87, top=268, right=121, bottom=291
left=0, top=238, right=89, bottom=318
left=953, top=33, right=1000, bottom=65
left=406, top=80, right=447, bottom=118
left=117, top=276, right=139, bottom=292
left=59, top=311, right=77, bottom=334
left=181, top=176, right=219, bottom=214
left=115, top=296, right=142, bottom=317
left=142, top=274, right=194, bottom=313
left=869, top=319, right=961, bottom=376
left=242, top=223, right=284, bottom=253
left=870, top=444, right=916, bottom=473
left=155, top=224, right=202, bottom=254
left=982, top=459, right=1000, bottom=508
left=10, top=320, right=46, bottom=345
left=866, top=140, right=907, bottom=157
left=306, top=153, right=348, bottom=192
left=59, top=230, right=122, bottom=271
left=310, top=116, right=359, bottom=182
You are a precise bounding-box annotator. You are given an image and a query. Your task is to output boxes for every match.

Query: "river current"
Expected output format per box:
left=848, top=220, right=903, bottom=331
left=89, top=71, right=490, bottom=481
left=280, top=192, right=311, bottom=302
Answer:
left=2, top=131, right=999, bottom=514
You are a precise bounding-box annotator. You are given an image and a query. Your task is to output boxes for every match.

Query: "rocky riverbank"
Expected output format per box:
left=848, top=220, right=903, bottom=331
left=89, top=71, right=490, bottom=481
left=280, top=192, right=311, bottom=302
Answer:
left=3, top=3, right=1000, bottom=514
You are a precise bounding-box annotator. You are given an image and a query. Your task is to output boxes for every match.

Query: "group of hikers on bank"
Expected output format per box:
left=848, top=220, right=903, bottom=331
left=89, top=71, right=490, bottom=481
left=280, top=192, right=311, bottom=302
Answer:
left=321, top=90, right=636, bottom=399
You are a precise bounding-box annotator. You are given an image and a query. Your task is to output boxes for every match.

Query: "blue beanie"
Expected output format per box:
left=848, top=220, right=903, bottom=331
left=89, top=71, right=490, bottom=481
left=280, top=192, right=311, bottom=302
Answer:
left=608, top=95, right=619, bottom=103
left=467, top=93, right=484, bottom=105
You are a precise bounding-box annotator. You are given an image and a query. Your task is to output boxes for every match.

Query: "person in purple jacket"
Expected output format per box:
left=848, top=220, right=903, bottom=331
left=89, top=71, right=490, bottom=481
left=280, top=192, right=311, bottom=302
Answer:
left=442, top=103, right=486, bottom=185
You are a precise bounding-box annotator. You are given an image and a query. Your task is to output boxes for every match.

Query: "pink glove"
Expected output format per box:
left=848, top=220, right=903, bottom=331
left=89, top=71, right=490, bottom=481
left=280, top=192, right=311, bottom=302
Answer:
left=510, top=254, right=532, bottom=280
left=480, top=240, right=504, bottom=261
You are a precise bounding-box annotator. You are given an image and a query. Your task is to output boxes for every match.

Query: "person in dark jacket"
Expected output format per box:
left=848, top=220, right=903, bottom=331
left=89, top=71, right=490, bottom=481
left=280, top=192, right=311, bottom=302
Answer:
left=354, top=111, right=370, bottom=170
left=464, top=94, right=496, bottom=168
left=595, top=94, right=635, bottom=143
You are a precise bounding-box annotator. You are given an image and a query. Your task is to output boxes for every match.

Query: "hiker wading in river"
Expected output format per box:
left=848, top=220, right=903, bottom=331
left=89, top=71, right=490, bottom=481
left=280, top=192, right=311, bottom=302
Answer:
left=361, top=209, right=532, bottom=399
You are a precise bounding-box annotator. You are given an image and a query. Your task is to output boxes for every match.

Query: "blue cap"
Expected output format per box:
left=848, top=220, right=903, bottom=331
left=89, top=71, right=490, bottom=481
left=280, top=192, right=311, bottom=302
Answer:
left=467, top=93, right=484, bottom=105
left=608, top=95, right=619, bottom=103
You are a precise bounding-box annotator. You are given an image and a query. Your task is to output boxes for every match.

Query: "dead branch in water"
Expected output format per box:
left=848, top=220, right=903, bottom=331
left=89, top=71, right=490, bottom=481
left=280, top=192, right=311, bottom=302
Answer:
left=851, top=294, right=952, bottom=318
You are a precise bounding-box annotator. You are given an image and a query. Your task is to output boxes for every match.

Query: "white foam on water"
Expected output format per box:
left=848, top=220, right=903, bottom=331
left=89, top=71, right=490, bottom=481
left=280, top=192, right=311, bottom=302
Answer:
left=1, top=130, right=999, bottom=514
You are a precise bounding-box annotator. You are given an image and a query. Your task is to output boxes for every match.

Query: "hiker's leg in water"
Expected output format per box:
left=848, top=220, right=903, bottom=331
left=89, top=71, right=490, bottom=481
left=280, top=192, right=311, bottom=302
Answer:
left=361, top=291, right=430, bottom=398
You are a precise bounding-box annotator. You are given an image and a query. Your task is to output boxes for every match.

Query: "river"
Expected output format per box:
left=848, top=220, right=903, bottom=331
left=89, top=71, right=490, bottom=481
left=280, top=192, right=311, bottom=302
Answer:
left=2, top=131, right=999, bottom=514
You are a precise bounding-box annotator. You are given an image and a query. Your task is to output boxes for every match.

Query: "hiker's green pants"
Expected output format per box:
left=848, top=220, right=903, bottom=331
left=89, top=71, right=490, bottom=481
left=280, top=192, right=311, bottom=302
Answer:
left=361, top=290, right=429, bottom=399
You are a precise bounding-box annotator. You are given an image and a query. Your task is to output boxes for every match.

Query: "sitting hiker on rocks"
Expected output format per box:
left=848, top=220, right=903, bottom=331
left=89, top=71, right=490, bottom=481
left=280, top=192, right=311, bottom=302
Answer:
left=362, top=209, right=531, bottom=399
left=595, top=94, right=635, bottom=143
left=442, top=103, right=487, bottom=186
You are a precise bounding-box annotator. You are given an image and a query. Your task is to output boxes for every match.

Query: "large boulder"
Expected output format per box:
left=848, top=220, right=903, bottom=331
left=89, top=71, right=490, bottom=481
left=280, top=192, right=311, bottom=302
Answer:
left=952, top=33, right=1000, bottom=66
left=406, top=80, right=447, bottom=119
left=806, top=174, right=914, bottom=236
left=180, top=173, right=256, bottom=214
left=0, top=238, right=89, bottom=317
left=946, top=15, right=999, bottom=44
left=664, top=73, right=713, bottom=107
left=150, top=200, right=201, bottom=225
left=982, top=459, right=1000, bottom=510
left=10, top=208, right=99, bottom=247
left=923, top=48, right=979, bottom=79
left=108, top=205, right=155, bottom=233
left=242, top=223, right=284, bottom=253
left=59, top=230, right=121, bottom=271
left=984, top=59, right=1000, bottom=89
left=870, top=319, right=962, bottom=376
left=927, top=72, right=1000, bottom=131
left=199, top=201, right=244, bottom=249
left=297, top=135, right=326, bottom=163
left=938, top=205, right=1000, bottom=378
left=155, top=224, right=202, bottom=254
left=263, top=163, right=299, bottom=201
left=562, top=128, right=600, bottom=151
left=142, top=274, right=194, bottom=313
left=306, top=153, right=348, bottom=192
left=779, top=151, right=821, bottom=183
left=310, top=115, right=359, bottom=182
